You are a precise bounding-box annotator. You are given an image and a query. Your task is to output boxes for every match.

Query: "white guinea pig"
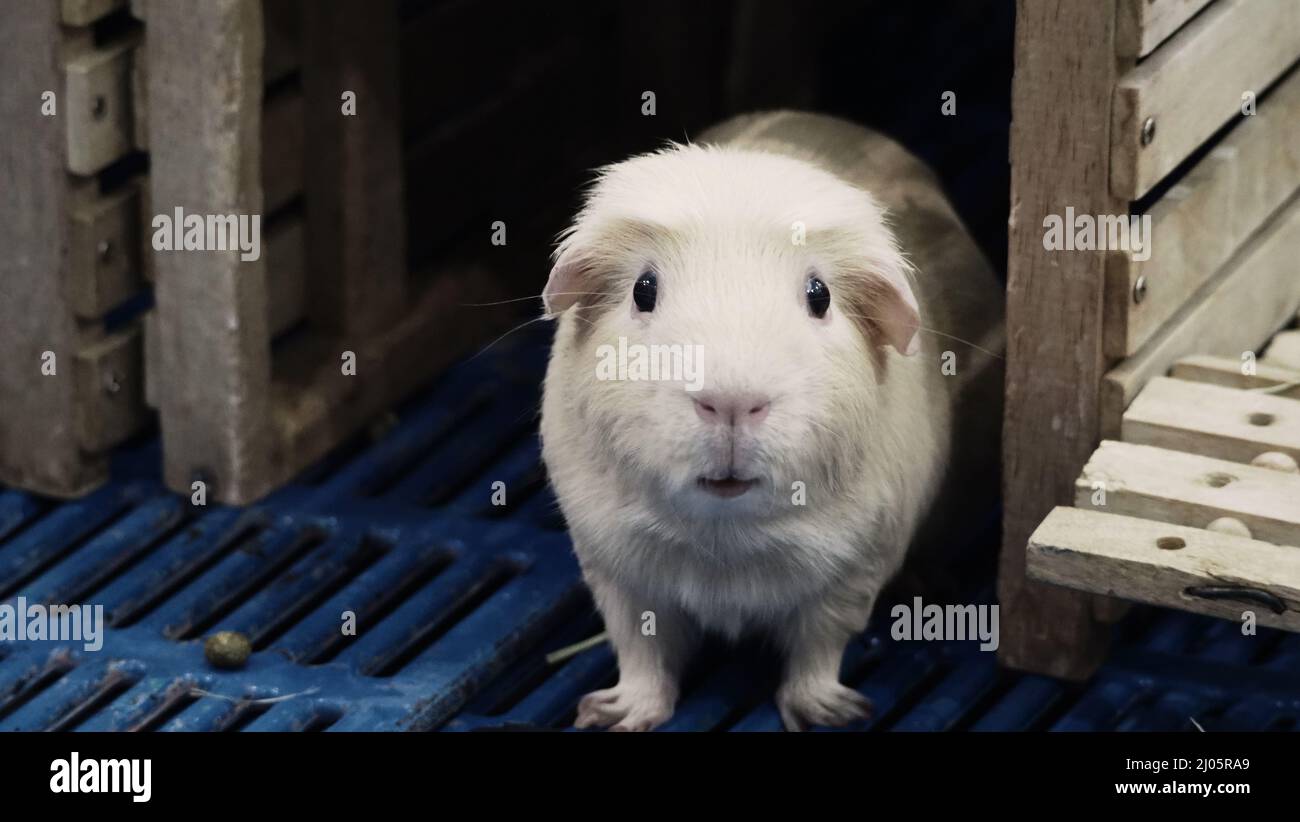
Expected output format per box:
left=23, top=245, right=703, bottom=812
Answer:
left=539, top=111, right=1004, bottom=731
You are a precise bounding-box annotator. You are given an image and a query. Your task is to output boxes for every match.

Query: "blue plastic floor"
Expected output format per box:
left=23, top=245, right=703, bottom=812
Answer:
left=2, top=325, right=1299, bottom=732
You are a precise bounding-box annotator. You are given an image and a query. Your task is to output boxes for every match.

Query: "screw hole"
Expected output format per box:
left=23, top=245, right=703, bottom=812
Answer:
left=1248, top=412, right=1275, bottom=427
left=91, top=95, right=107, bottom=120
left=1157, top=537, right=1185, bottom=551
left=1205, top=472, right=1235, bottom=488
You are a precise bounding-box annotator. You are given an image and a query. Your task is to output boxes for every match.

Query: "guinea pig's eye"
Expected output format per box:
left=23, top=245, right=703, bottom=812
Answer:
left=633, top=270, right=658, bottom=313
left=806, top=275, right=831, bottom=318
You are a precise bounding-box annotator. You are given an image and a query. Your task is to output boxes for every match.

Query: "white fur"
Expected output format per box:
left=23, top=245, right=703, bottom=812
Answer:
left=541, top=135, right=951, bottom=732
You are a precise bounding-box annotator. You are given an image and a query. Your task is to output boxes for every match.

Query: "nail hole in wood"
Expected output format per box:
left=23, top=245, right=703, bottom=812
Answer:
left=1157, top=537, right=1185, bottom=551
left=1248, top=412, right=1275, bottom=427
left=1205, top=472, right=1235, bottom=488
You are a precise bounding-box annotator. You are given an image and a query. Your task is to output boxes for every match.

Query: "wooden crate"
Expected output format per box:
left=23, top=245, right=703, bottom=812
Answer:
left=0, top=0, right=150, bottom=497
left=137, top=0, right=573, bottom=504
left=1002, top=0, right=1300, bottom=677
left=1028, top=326, right=1300, bottom=630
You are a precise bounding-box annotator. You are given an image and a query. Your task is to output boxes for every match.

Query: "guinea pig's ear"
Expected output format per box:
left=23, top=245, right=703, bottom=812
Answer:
left=542, top=243, right=589, bottom=317
left=868, top=268, right=921, bottom=356
left=848, top=264, right=922, bottom=357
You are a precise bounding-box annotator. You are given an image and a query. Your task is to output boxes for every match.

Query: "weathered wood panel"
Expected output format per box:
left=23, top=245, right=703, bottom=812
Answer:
left=1077, top=439, right=1300, bottom=547
left=1101, top=197, right=1300, bottom=436
left=1115, top=0, right=1215, bottom=58
left=146, top=0, right=272, bottom=502
left=1264, top=330, right=1300, bottom=371
left=64, top=38, right=137, bottom=176
left=74, top=325, right=147, bottom=453
left=68, top=180, right=144, bottom=319
left=262, top=86, right=303, bottom=216
left=62, top=0, right=126, bottom=27
left=0, top=2, right=102, bottom=496
left=1111, top=0, right=1300, bottom=199
left=302, top=0, right=406, bottom=336
left=1028, top=506, right=1300, bottom=632
left=1000, top=0, right=1126, bottom=680
left=1104, top=67, right=1300, bottom=357
left=1171, top=354, right=1300, bottom=399
left=265, top=216, right=305, bottom=338
left=263, top=0, right=301, bottom=87
left=1122, top=376, right=1300, bottom=464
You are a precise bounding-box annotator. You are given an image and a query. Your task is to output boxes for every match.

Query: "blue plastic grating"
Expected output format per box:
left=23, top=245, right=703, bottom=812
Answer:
left=2, top=324, right=1300, bottom=732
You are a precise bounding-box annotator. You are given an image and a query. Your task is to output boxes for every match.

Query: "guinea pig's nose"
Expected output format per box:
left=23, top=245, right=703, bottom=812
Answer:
left=692, top=392, right=771, bottom=427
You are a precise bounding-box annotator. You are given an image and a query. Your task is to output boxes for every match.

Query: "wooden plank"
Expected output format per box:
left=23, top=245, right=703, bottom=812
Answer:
left=1104, top=67, right=1300, bottom=357
left=0, top=2, right=105, bottom=497
left=265, top=217, right=305, bottom=337
left=262, top=87, right=303, bottom=216
left=1078, top=440, right=1300, bottom=547
left=1111, top=0, right=1300, bottom=200
left=1102, top=197, right=1300, bottom=437
left=1116, top=0, right=1214, bottom=58
left=1171, top=354, right=1300, bottom=399
left=1028, top=506, right=1300, bottom=631
left=302, top=0, right=406, bottom=336
left=263, top=0, right=301, bottom=87
left=1264, top=330, right=1300, bottom=370
left=67, top=181, right=144, bottom=319
left=1000, top=0, right=1127, bottom=680
left=74, top=325, right=148, bottom=452
left=131, top=32, right=147, bottom=150
left=269, top=257, right=515, bottom=480
left=64, top=38, right=137, bottom=176
left=142, top=309, right=158, bottom=410
left=1123, top=376, right=1300, bottom=464
left=62, top=0, right=127, bottom=26
left=146, top=0, right=273, bottom=502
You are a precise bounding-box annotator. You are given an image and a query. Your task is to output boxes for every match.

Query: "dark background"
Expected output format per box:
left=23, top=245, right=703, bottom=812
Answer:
left=395, top=0, right=1015, bottom=304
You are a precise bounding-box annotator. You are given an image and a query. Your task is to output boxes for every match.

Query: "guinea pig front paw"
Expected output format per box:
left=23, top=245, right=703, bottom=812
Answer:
left=573, top=681, right=676, bottom=732
left=776, top=679, right=873, bottom=732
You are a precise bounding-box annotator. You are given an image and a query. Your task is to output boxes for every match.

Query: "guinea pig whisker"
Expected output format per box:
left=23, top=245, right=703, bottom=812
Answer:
left=459, top=291, right=623, bottom=308
left=838, top=312, right=1005, bottom=361
left=467, top=315, right=551, bottom=360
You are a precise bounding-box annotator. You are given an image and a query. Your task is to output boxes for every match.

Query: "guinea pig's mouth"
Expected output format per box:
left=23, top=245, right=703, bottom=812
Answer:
left=696, top=475, right=759, bottom=499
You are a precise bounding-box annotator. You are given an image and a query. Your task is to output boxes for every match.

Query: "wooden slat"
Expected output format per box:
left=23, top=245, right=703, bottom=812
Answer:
left=67, top=180, right=144, bottom=319
left=0, top=2, right=105, bottom=496
left=1028, top=506, right=1300, bottom=631
left=1077, top=440, right=1300, bottom=547
left=62, top=0, right=127, bottom=26
left=1102, top=197, right=1300, bottom=437
left=1116, top=0, right=1214, bottom=58
left=74, top=325, right=147, bottom=452
left=265, top=217, right=305, bottom=337
left=64, top=38, right=137, bottom=176
left=1123, top=376, right=1300, bottom=464
left=1264, top=330, right=1300, bottom=370
left=1171, top=354, right=1300, bottom=399
left=263, top=0, right=301, bottom=87
left=1000, top=0, right=1126, bottom=680
left=131, top=31, right=147, bottom=150
left=1111, top=0, right=1300, bottom=200
left=262, top=87, right=303, bottom=216
left=302, top=0, right=406, bottom=335
left=1104, top=67, right=1300, bottom=357
left=146, top=0, right=274, bottom=502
